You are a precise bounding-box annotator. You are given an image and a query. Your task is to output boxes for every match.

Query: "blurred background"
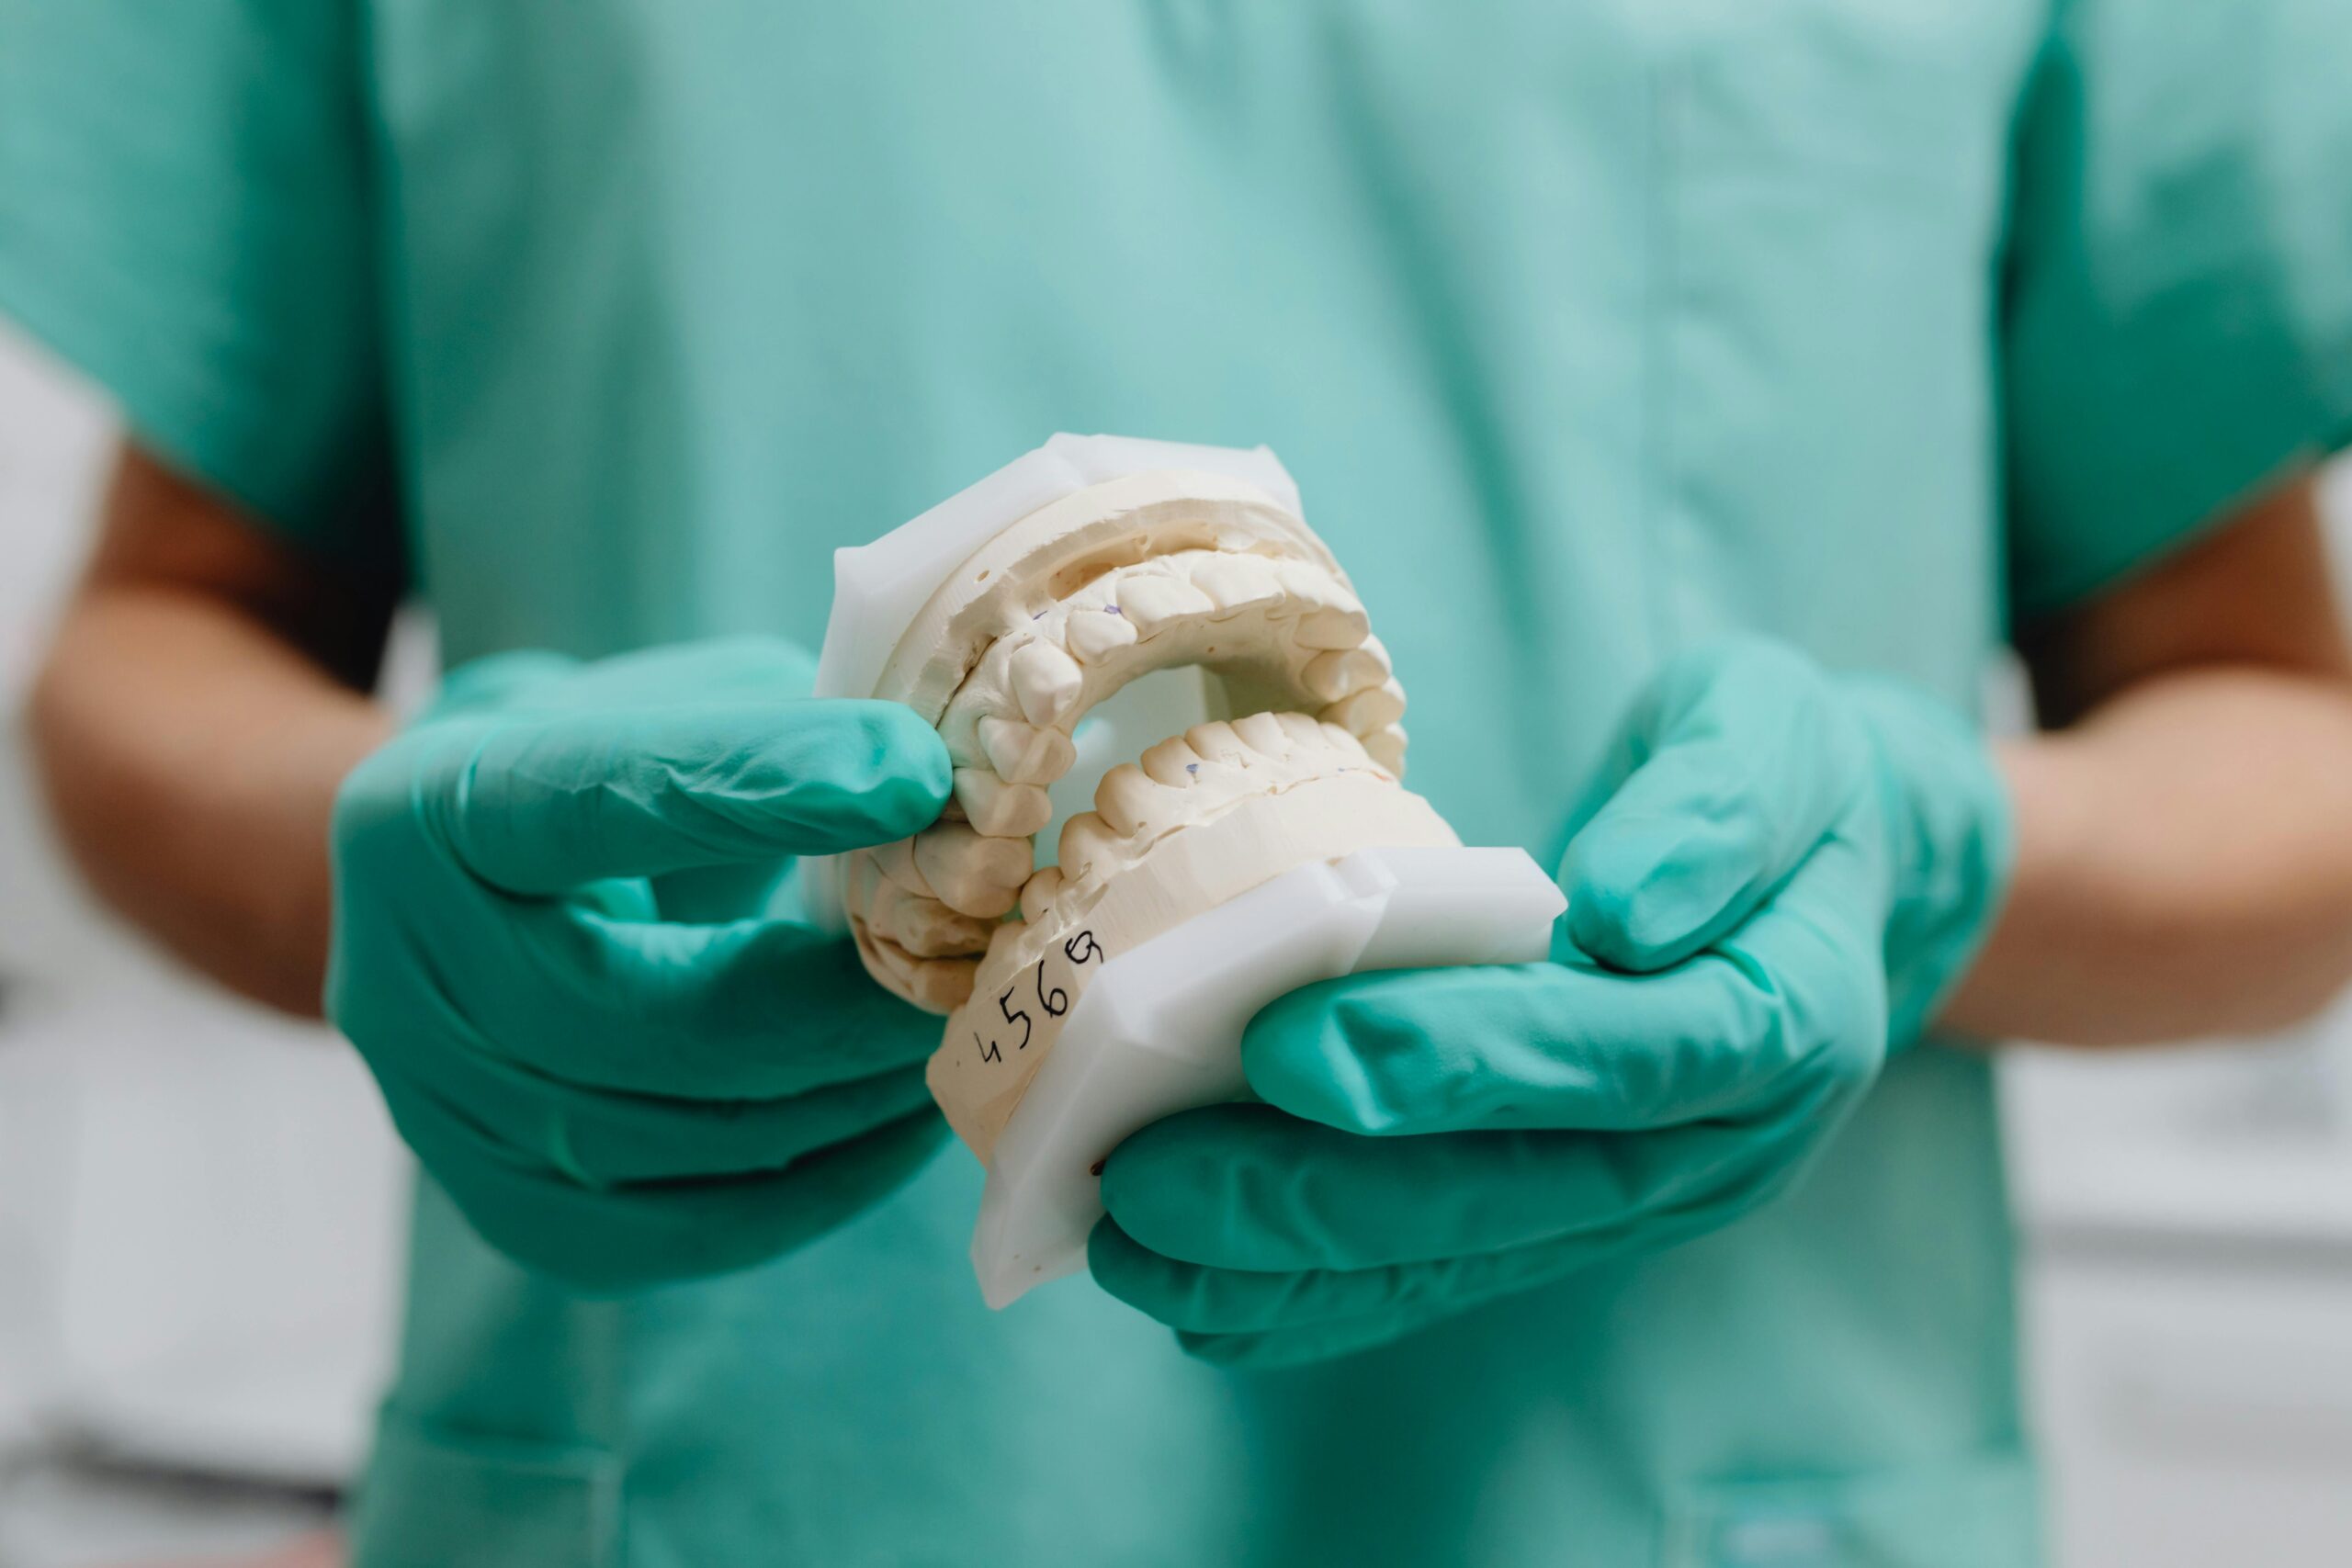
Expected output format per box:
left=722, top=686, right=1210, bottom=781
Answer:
left=4, top=321, right=2352, bottom=1566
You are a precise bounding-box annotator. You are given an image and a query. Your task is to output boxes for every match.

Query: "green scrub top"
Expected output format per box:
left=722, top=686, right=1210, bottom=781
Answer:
left=6, top=3, right=2350, bottom=1563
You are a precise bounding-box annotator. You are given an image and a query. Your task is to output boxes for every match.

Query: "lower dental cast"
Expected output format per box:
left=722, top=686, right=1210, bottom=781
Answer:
left=839, top=469, right=1452, bottom=1165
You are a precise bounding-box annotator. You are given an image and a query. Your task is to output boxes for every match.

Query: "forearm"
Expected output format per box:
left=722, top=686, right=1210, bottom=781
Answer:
left=28, top=447, right=394, bottom=1017
left=1942, top=664, right=2352, bottom=1043
left=32, top=588, right=388, bottom=1014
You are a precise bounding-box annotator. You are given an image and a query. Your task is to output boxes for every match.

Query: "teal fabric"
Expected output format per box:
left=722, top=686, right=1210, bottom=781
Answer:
left=6, top=1, right=2352, bottom=1563
left=0, top=0, right=393, bottom=561
left=1091, top=640, right=2015, bottom=1367
left=2005, top=0, right=2352, bottom=615
left=326, top=639, right=955, bottom=1292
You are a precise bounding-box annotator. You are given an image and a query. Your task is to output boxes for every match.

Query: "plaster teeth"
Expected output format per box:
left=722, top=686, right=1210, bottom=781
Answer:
left=1322, top=679, right=1408, bottom=736
left=935, top=701, right=989, bottom=770
left=1113, top=574, right=1217, bottom=637
left=845, top=467, right=1451, bottom=1024
left=978, top=716, right=1076, bottom=785
left=1272, top=711, right=1326, bottom=749
left=856, top=923, right=914, bottom=987
left=872, top=882, right=994, bottom=958
left=909, top=962, right=977, bottom=1012
left=854, top=924, right=976, bottom=1012
left=1185, top=553, right=1283, bottom=617
left=1299, top=606, right=1371, bottom=651
left=1018, top=867, right=1065, bottom=924
left=1067, top=608, right=1139, bottom=662
left=1009, top=641, right=1084, bottom=727
left=954, top=768, right=1055, bottom=839
left=1138, top=735, right=1208, bottom=787
left=913, top=823, right=1031, bottom=919
left=1094, top=764, right=1164, bottom=837
left=1184, top=719, right=1256, bottom=768
left=1272, top=560, right=1370, bottom=649
left=1231, top=711, right=1297, bottom=756
left=1057, top=812, right=1123, bottom=879
left=1318, top=720, right=1372, bottom=759
left=873, top=838, right=935, bottom=898
left=1302, top=640, right=1390, bottom=704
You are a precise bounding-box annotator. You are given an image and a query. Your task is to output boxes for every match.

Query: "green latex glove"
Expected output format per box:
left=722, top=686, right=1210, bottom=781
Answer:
left=328, top=637, right=953, bottom=1293
left=1091, top=638, right=2012, bottom=1366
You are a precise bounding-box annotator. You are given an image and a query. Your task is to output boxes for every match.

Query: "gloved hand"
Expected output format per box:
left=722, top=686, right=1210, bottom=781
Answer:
left=1090, top=637, right=2011, bottom=1365
left=328, top=637, right=953, bottom=1293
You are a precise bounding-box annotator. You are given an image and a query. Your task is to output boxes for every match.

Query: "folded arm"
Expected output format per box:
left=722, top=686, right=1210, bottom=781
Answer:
left=1946, top=470, right=2352, bottom=1043
left=29, top=444, right=396, bottom=1015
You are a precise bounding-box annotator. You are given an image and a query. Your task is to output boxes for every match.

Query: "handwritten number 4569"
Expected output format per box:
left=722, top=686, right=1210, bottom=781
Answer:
left=972, top=931, right=1102, bottom=1066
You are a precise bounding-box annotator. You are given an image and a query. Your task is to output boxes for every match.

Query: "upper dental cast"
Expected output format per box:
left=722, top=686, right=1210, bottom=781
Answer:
left=836, top=462, right=1458, bottom=1165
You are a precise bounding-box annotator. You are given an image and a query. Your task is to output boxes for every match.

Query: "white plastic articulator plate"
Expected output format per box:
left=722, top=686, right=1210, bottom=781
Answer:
left=976, top=843, right=1564, bottom=1307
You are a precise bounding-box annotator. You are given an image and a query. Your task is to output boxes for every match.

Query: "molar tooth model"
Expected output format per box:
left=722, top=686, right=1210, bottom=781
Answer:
left=810, top=435, right=1564, bottom=1305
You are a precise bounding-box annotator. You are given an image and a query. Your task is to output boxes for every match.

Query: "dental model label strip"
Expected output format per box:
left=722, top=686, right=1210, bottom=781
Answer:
left=965, top=929, right=1106, bottom=1067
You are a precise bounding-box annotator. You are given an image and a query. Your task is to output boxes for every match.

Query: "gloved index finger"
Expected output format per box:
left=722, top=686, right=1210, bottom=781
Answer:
left=433, top=698, right=950, bottom=894
left=436, top=903, right=944, bottom=1102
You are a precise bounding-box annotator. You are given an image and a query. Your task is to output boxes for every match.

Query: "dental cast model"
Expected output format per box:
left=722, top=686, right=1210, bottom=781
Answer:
left=811, top=435, right=1564, bottom=1304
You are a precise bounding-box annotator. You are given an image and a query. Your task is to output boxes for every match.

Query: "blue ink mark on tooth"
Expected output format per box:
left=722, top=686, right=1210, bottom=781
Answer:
left=1106, top=604, right=1123, bottom=615
left=1186, top=762, right=1200, bottom=775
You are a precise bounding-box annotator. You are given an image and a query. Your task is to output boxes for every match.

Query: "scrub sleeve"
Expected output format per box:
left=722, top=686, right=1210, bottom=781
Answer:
left=2004, top=0, right=2352, bottom=620
left=0, top=0, right=394, bottom=568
